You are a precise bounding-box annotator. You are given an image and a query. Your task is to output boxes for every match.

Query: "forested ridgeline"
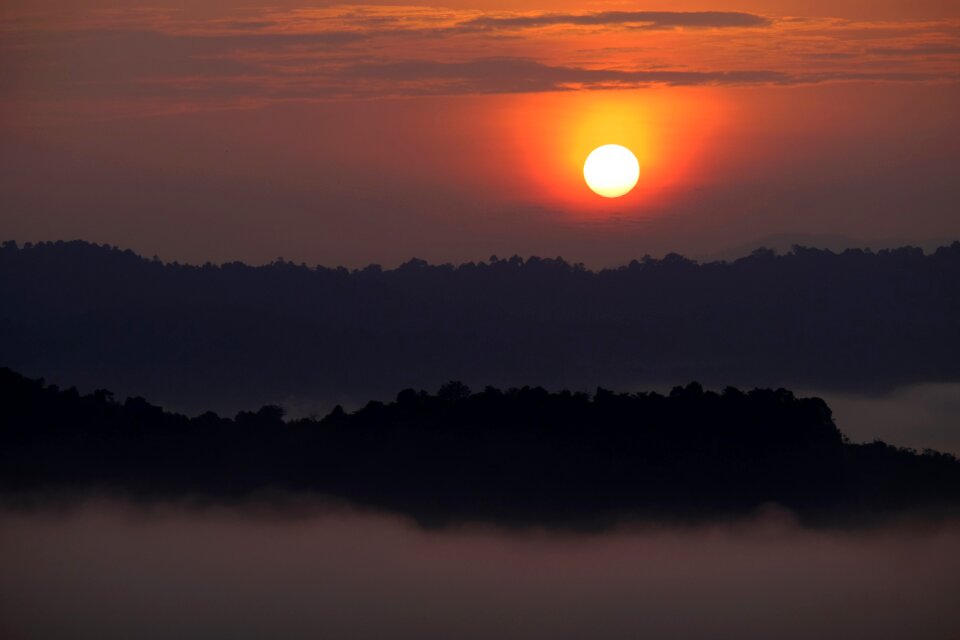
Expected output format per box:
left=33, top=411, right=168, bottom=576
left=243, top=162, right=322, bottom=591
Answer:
left=3, top=368, right=959, bottom=527
left=3, top=240, right=960, bottom=412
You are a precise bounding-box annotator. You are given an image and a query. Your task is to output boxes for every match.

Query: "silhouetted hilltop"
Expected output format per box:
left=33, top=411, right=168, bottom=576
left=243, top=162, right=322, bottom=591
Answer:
left=2, top=240, right=960, bottom=413
left=3, top=367, right=959, bottom=527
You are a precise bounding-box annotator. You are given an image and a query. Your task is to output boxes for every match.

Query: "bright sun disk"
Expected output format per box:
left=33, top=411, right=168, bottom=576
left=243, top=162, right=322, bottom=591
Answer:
left=583, top=144, right=640, bottom=198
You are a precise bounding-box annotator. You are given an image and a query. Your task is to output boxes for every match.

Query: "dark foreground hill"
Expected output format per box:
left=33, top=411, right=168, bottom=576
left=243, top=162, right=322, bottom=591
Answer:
left=3, top=368, right=959, bottom=528
left=2, top=240, right=960, bottom=413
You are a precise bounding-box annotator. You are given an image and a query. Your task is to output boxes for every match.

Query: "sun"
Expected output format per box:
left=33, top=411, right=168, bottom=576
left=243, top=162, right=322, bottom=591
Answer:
left=583, top=144, right=640, bottom=198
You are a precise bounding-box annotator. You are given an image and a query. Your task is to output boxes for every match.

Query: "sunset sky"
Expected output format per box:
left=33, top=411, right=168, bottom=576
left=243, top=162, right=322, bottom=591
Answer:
left=2, top=0, right=958, bottom=266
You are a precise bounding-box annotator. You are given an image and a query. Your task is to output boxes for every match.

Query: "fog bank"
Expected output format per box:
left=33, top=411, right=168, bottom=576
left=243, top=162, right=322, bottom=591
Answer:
left=2, top=503, right=959, bottom=640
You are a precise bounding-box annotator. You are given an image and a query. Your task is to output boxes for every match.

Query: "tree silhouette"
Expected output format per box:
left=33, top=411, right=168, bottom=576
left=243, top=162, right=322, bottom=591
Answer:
left=2, top=240, right=958, bottom=413
left=2, top=367, right=958, bottom=528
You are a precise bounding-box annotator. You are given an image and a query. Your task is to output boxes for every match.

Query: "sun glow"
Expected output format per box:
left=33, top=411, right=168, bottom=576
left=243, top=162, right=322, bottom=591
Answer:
left=583, top=145, right=640, bottom=197
left=500, top=90, right=725, bottom=217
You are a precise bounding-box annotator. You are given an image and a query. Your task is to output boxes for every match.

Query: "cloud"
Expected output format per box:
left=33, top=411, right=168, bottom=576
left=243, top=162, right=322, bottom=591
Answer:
left=335, top=58, right=944, bottom=96
left=213, top=20, right=279, bottom=31
left=462, top=11, right=771, bottom=31
left=2, top=6, right=958, bottom=118
left=866, top=43, right=960, bottom=56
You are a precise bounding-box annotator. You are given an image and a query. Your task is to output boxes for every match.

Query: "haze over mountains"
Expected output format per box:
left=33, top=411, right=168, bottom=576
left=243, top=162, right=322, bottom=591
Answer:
left=3, top=0, right=959, bottom=637
left=2, top=240, right=959, bottom=415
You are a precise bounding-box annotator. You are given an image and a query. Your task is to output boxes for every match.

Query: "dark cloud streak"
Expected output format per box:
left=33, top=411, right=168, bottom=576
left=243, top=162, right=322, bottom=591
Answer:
left=866, top=43, right=960, bottom=56
left=463, top=11, right=771, bottom=30
left=335, top=57, right=945, bottom=95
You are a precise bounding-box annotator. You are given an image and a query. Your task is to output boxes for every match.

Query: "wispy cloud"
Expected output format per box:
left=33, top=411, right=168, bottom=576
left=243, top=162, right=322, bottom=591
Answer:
left=338, top=58, right=791, bottom=92
left=335, top=58, right=948, bottom=95
left=462, top=11, right=771, bottom=30
left=2, top=5, right=958, bottom=119
left=866, top=43, right=960, bottom=56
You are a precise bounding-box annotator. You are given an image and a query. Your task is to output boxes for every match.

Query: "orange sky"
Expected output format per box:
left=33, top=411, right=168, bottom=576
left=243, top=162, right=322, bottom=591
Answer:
left=1, top=2, right=958, bottom=265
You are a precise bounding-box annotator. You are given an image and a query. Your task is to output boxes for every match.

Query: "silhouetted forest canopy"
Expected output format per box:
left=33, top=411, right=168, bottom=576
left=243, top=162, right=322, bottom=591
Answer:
left=2, top=240, right=959, bottom=413
left=3, top=368, right=959, bottom=527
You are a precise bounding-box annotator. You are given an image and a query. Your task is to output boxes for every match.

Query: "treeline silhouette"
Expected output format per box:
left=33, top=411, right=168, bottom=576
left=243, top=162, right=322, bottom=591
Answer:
left=3, top=367, right=959, bottom=527
left=2, top=240, right=960, bottom=413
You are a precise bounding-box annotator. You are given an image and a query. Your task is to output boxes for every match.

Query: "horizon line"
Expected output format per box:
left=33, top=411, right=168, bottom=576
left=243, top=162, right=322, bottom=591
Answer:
left=4, top=238, right=959, bottom=274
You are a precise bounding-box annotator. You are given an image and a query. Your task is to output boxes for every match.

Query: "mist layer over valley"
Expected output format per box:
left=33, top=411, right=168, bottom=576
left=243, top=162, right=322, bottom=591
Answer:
left=2, top=502, right=959, bottom=640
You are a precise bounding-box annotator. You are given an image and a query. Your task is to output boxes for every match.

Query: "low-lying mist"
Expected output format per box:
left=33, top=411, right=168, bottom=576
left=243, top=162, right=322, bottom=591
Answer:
left=1, top=500, right=959, bottom=640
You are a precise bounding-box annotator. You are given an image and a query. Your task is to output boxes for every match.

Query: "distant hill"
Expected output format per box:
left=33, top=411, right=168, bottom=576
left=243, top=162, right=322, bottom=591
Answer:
left=2, top=367, right=959, bottom=527
left=2, top=240, right=960, bottom=413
